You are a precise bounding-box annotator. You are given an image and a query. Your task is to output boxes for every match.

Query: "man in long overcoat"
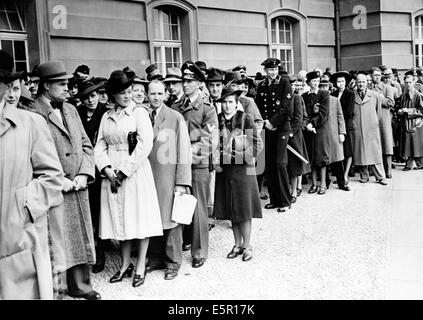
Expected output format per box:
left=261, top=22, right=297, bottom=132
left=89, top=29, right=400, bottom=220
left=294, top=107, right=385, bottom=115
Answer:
left=31, top=61, right=100, bottom=300
left=0, top=50, right=64, bottom=299
left=352, top=73, right=388, bottom=185
left=146, top=80, right=192, bottom=280
left=370, top=67, right=395, bottom=178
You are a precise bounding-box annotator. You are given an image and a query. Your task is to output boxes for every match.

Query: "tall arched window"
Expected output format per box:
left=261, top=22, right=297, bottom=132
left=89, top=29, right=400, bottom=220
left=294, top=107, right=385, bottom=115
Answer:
left=152, top=7, right=183, bottom=75
left=415, top=15, right=423, bottom=67
left=0, top=0, right=28, bottom=71
left=270, top=17, right=294, bottom=74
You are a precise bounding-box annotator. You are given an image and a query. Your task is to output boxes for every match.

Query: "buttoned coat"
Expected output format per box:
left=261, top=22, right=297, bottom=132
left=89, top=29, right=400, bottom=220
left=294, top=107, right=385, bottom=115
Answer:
left=32, top=97, right=96, bottom=269
left=148, top=105, right=192, bottom=230
left=287, top=93, right=310, bottom=177
left=370, top=82, right=395, bottom=155
left=328, top=95, right=346, bottom=163
left=172, top=94, right=218, bottom=169
left=351, top=90, right=383, bottom=165
left=0, top=104, right=64, bottom=299
left=302, top=89, right=331, bottom=167
left=398, top=89, right=423, bottom=158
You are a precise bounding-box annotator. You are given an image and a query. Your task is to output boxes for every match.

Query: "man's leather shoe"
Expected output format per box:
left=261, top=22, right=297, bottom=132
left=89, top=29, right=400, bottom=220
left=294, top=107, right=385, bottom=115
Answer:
left=413, top=166, right=423, bottom=170
left=192, top=258, right=205, bottom=268
left=359, top=178, right=369, bottom=183
left=308, top=185, right=318, bottom=194
left=378, top=179, right=388, bottom=185
left=403, top=167, right=412, bottom=171
left=260, top=193, right=268, bottom=200
left=67, top=290, right=101, bottom=300
left=164, top=268, right=178, bottom=280
left=339, top=185, right=350, bottom=191
left=182, top=243, right=191, bottom=251
left=227, top=246, right=243, bottom=259
left=264, top=203, right=278, bottom=209
left=242, top=248, right=253, bottom=262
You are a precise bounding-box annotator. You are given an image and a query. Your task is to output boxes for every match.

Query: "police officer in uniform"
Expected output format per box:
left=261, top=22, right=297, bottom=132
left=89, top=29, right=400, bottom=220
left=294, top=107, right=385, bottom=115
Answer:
left=255, top=58, right=293, bottom=212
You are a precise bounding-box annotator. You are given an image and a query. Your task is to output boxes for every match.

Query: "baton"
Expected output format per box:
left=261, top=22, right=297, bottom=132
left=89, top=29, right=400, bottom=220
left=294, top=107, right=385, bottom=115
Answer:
left=287, top=144, right=309, bottom=164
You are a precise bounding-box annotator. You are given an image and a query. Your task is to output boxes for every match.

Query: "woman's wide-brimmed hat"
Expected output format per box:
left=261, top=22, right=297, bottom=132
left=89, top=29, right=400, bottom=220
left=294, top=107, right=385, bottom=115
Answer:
left=215, top=87, right=243, bottom=102
left=105, top=68, right=135, bottom=96
left=75, top=80, right=103, bottom=99
left=37, top=60, right=74, bottom=82
left=330, top=71, right=352, bottom=86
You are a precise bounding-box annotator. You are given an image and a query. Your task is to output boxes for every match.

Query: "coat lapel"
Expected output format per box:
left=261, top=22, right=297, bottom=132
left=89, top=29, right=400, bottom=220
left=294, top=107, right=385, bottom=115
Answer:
left=153, top=106, right=167, bottom=139
left=36, top=98, right=70, bottom=137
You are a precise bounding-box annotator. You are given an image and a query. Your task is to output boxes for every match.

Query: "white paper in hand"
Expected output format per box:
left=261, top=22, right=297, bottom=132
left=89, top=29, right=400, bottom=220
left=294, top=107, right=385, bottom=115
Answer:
left=171, top=192, right=197, bottom=225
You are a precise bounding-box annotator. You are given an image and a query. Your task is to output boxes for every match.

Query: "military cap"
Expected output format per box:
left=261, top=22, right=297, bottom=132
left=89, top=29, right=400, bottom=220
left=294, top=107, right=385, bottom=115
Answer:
left=261, top=58, right=281, bottom=68
left=405, top=69, right=417, bottom=77
left=195, top=61, right=207, bottom=72
left=145, top=63, right=164, bottom=81
left=232, top=65, right=247, bottom=72
left=306, top=71, right=320, bottom=82
left=319, top=79, right=330, bottom=87
left=181, top=60, right=206, bottom=82
left=206, top=68, right=225, bottom=82
left=224, top=71, right=243, bottom=84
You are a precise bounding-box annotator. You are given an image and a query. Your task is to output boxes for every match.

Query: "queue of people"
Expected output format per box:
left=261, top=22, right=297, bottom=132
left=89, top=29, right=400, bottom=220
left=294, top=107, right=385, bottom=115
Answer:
left=1, top=47, right=423, bottom=300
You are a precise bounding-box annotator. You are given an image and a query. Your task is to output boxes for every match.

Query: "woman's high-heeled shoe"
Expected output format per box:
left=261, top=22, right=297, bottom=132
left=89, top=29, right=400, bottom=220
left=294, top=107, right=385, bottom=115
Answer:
left=109, top=263, right=134, bottom=283
left=132, top=269, right=147, bottom=287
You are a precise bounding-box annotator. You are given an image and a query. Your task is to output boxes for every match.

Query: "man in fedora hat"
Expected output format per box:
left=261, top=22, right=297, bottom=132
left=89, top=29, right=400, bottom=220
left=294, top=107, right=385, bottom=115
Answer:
left=171, top=60, right=218, bottom=268
left=30, top=60, right=100, bottom=300
left=255, top=58, right=293, bottom=211
left=1, top=50, right=65, bottom=300
left=163, top=67, right=184, bottom=108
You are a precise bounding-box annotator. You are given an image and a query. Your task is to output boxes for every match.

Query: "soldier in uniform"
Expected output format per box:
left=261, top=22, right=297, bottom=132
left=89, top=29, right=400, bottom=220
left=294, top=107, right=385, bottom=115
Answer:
left=255, top=58, right=293, bottom=212
left=171, top=61, right=218, bottom=268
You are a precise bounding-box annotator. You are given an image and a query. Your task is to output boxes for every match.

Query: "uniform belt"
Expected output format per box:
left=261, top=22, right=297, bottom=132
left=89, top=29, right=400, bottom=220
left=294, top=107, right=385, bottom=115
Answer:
left=108, top=143, right=129, bottom=151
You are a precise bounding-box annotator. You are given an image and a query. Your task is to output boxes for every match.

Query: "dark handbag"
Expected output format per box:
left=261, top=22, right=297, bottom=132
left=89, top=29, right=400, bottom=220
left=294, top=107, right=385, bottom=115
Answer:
left=127, top=131, right=138, bottom=155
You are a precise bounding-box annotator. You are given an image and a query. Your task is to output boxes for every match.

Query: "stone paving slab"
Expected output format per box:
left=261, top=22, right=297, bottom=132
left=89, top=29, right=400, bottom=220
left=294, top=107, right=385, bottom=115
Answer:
left=63, top=167, right=423, bottom=300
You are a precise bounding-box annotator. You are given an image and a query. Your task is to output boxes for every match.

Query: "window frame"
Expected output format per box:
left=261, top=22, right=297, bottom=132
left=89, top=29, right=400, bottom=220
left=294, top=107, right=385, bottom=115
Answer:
left=0, top=31, right=29, bottom=72
left=270, top=17, right=295, bottom=74
left=152, top=8, right=183, bottom=75
left=0, top=0, right=25, bottom=32
left=415, top=15, right=423, bottom=67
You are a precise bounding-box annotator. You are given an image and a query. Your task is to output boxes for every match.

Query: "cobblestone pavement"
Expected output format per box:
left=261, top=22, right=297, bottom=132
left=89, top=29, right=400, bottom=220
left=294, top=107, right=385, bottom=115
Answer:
left=65, top=164, right=422, bottom=300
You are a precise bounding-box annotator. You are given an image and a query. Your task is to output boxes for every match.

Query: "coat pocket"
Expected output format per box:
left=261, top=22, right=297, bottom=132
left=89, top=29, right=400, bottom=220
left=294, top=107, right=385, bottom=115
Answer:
left=15, top=186, right=34, bottom=226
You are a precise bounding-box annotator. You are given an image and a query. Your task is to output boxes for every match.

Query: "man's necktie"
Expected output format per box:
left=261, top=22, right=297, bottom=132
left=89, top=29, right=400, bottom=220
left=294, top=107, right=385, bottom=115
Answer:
left=184, top=98, right=191, bottom=108
left=150, top=109, right=156, bottom=127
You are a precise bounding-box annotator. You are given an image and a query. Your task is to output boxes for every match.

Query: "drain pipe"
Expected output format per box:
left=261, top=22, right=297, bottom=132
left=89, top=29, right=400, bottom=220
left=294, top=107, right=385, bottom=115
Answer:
left=334, top=0, right=341, bottom=71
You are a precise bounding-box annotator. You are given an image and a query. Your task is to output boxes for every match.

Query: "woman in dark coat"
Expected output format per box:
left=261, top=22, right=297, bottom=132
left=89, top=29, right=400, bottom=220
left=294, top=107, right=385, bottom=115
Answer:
left=331, top=71, right=355, bottom=185
left=76, top=80, right=108, bottom=273
left=214, top=88, right=263, bottom=262
left=287, top=75, right=310, bottom=203
left=302, top=71, right=331, bottom=195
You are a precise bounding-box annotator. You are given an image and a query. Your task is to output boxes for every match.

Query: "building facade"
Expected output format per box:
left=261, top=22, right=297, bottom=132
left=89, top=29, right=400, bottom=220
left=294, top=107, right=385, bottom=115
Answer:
left=0, top=0, right=422, bottom=77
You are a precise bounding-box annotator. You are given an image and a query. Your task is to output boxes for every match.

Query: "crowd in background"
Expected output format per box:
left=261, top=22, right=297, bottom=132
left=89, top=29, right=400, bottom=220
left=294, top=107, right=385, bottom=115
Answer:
left=1, top=47, right=423, bottom=300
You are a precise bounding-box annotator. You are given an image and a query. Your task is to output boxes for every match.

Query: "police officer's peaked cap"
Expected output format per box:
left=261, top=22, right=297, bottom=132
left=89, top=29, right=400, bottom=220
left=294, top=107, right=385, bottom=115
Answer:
left=261, top=58, right=281, bottom=68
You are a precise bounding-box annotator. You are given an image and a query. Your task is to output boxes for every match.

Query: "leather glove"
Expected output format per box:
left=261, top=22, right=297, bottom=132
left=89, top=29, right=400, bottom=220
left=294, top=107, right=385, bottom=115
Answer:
left=110, top=176, right=121, bottom=194
left=115, top=170, right=127, bottom=183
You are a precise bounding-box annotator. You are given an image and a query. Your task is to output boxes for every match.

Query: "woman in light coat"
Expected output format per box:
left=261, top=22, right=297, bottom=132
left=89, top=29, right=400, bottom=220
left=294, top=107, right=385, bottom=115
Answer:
left=95, top=69, right=163, bottom=287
